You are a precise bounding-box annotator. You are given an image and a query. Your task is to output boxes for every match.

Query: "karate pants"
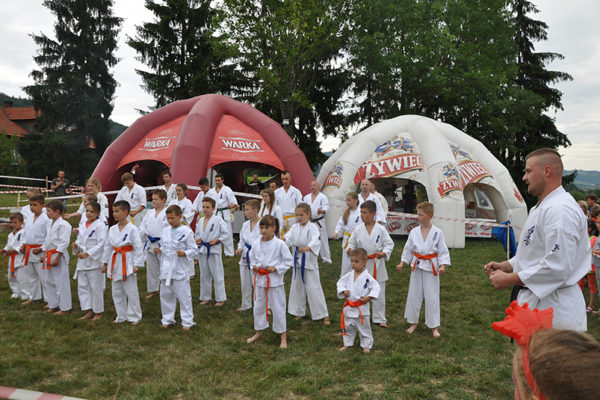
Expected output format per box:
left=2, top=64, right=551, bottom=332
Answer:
left=45, top=260, right=72, bottom=312
left=111, top=274, right=142, bottom=323
left=26, top=261, right=45, bottom=301
left=145, top=252, right=160, bottom=293
left=8, top=267, right=31, bottom=299
left=340, top=249, right=351, bottom=278
left=198, top=254, right=226, bottom=302
left=221, top=220, right=235, bottom=257
left=371, top=282, right=387, bottom=324
left=315, top=220, right=332, bottom=263
left=288, top=267, right=329, bottom=320
left=77, top=268, right=104, bottom=313
left=254, top=285, right=286, bottom=333
left=239, top=262, right=253, bottom=311
left=518, top=284, right=586, bottom=332
left=342, top=316, right=373, bottom=349
left=160, top=279, right=194, bottom=328
left=404, top=268, right=439, bottom=328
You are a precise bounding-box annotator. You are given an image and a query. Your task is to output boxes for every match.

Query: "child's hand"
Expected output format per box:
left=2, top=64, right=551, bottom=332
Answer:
left=195, top=238, right=202, bottom=245
left=0, top=249, right=5, bottom=255
left=396, top=262, right=405, bottom=272
left=209, top=239, right=220, bottom=246
left=359, top=296, right=371, bottom=304
left=73, top=228, right=79, bottom=235
left=71, top=243, right=78, bottom=250
left=439, top=265, right=446, bottom=275
left=78, top=252, right=89, bottom=259
left=19, top=245, right=25, bottom=253
left=252, top=265, right=258, bottom=272
left=51, top=254, right=60, bottom=266
left=235, top=248, right=242, bottom=256
left=332, top=233, right=338, bottom=240
left=268, top=266, right=276, bottom=273
left=133, top=266, right=139, bottom=273
left=346, top=248, right=352, bottom=256
left=154, top=247, right=162, bottom=255
left=375, top=251, right=386, bottom=259
left=299, top=246, right=310, bottom=253
left=32, top=248, right=42, bottom=255
left=177, top=250, right=186, bottom=257
left=343, top=290, right=350, bottom=298
left=101, top=264, right=107, bottom=273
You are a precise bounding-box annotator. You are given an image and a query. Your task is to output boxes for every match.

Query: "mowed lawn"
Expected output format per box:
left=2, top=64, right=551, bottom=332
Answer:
left=1, top=223, right=599, bottom=399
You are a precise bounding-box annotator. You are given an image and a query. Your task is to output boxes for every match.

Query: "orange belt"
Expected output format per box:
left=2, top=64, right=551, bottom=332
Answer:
left=23, top=244, right=42, bottom=266
left=8, top=253, right=17, bottom=278
left=44, top=249, right=59, bottom=270
left=340, top=299, right=365, bottom=335
left=367, top=253, right=378, bottom=280
left=412, top=252, right=439, bottom=276
left=111, top=245, right=133, bottom=281
left=253, top=268, right=271, bottom=320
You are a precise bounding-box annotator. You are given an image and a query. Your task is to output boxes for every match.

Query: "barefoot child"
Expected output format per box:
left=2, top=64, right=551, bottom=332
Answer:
left=337, top=248, right=380, bottom=354
left=139, top=189, right=168, bottom=299
left=333, top=192, right=361, bottom=277
left=72, top=201, right=108, bottom=320
left=397, top=201, right=450, bottom=337
left=284, top=203, right=330, bottom=325
left=102, top=200, right=144, bottom=325
left=155, top=205, right=198, bottom=330
left=236, top=199, right=262, bottom=311
left=21, top=194, right=50, bottom=305
left=247, top=215, right=293, bottom=348
left=41, top=200, right=73, bottom=314
left=1, top=213, right=28, bottom=300
left=169, top=183, right=195, bottom=225
left=347, top=200, right=394, bottom=327
left=195, top=197, right=229, bottom=306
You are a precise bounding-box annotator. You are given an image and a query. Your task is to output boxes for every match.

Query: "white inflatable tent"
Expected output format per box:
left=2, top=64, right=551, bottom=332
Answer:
left=317, top=115, right=528, bottom=248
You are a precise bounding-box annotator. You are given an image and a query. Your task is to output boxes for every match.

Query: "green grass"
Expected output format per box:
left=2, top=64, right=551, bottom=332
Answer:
left=1, top=235, right=599, bottom=399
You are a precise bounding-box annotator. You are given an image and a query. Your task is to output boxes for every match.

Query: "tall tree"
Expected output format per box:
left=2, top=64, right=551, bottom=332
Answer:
left=21, top=0, right=121, bottom=183
left=129, top=0, right=245, bottom=109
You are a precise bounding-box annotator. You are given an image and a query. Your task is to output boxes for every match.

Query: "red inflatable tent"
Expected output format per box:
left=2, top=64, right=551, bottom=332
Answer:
left=92, top=94, right=313, bottom=196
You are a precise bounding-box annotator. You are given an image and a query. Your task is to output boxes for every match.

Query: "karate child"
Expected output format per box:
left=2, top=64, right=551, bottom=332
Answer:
left=259, top=188, right=283, bottom=231
left=140, top=189, right=168, bottom=298
left=397, top=201, right=450, bottom=337
left=284, top=203, right=330, bottom=325
left=21, top=188, right=46, bottom=222
left=347, top=200, right=394, bottom=327
left=41, top=199, right=73, bottom=314
left=20, top=193, right=50, bottom=305
left=235, top=199, right=262, bottom=311
left=247, top=215, right=293, bottom=348
left=333, top=192, right=361, bottom=277
left=114, top=172, right=147, bottom=226
left=337, top=248, right=380, bottom=354
left=169, top=183, right=195, bottom=225
left=1, top=213, right=29, bottom=300
left=154, top=205, right=198, bottom=330
left=102, top=200, right=144, bottom=325
left=195, top=197, right=229, bottom=306
left=72, top=201, right=108, bottom=320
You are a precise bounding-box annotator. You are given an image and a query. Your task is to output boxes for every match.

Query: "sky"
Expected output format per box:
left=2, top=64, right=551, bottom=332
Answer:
left=0, top=0, right=598, bottom=171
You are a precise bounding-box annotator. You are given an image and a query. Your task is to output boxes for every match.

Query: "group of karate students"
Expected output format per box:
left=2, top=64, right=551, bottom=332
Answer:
left=3, top=170, right=451, bottom=352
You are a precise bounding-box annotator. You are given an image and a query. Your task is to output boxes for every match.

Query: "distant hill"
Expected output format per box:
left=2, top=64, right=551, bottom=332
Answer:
left=564, top=170, right=600, bottom=190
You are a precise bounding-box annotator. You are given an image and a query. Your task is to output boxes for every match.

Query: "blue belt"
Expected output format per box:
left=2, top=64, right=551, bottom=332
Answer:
left=199, top=241, right=211, bottom=260
left=144, top=235, right=161, bottom=252
left=294, top=246, right=306, bottom=283
left=244, top=243, right=251, bottom=270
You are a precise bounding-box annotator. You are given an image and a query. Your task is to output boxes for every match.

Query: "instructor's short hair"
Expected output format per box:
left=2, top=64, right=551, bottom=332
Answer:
left=121, top=172, right=134, bottom=182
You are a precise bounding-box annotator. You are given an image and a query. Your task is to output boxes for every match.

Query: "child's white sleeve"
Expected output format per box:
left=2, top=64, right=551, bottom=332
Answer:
left=183, top=229, right=199, bottom=261
left=367, top=276, right=381, bottom=299
left=217, top=218, right=230, bottom=242
left=348, top=226, right=359, bottom=250
left=87, top=223, right=108, bottom=261
left=336, top=274, right=348, bottom=298
left=436, top=231, right=451, bottom=266
left=274, top=241, right=293, bottom=274
left=381, top=229, right=394, bottom=260
left=307, top=223, right=321, bottom=256
left=131, top=228, right=145, bottom=267
left=334, top=215, right=345, bottom=237
left=102, top=231, right=113, bottom=264
left=401, top=230, right=416, bottom=264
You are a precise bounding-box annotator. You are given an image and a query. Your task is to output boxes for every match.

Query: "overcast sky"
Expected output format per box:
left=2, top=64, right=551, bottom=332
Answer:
left=0, top=1, right=597, bottom=171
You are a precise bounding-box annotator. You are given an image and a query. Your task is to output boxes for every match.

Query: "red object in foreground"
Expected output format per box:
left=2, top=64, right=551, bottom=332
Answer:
left=0, top=385, right=85, bottom=399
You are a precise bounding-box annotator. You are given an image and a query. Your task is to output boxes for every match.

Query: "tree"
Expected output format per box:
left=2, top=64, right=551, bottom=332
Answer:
left=22, top=0, right=121, bottom=183
left=129, top=0, right=246, bottom=109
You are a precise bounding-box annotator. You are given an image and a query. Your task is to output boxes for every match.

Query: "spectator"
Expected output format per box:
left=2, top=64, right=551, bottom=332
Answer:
left=50, top=170, right=72, bottom=210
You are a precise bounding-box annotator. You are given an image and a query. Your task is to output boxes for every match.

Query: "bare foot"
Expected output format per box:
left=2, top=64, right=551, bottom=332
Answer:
left=236, top=307, right=244, bottom=311
left=91, top=313, right=103, bottom=321
left=323, top=317, right=331, bottom=326
left=161, top=324, right=171, bottom=328
left=247, top=332, right=262, bottom=344
left=432, top=328, right=441, bottom=338
left=44, top=304, right=50, bottom=309
left=79, top=311, right=93, bottom=320
left=45, top=307, right=58, bottom=313
left=182, top=326, right=191, bottom=331
left=54, top=310, right=69, bottom=315
left=378, top=323, right=388, bottom=328
left=130, top=321, right=139, bottom=326
left=280, top=332, right=288, bottom=349
left=338, top=346, right=349, bottom=352
left=295, top=315, right=303, bottom=320
left=406, top=324, right=417, bottom=334
left=199, top=300, right=210, bottom=305
left=267, top=309, right=272, bottom=316
left=21, top=299, right=34, bottom=305
left=363, top=348, right=371, bottom=354
left=215, top=302, right=224, bottom=307
left=146, top=291, right=159, bottom=299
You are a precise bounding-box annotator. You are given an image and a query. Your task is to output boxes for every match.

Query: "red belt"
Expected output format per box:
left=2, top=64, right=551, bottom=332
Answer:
left=253, top=268, right=271, bottom=320
left=340, top=299, right=365, bottom=335
left=44, top=249, right=59, bottom=270
left=367, top=253, right=378, bottom=280
left=412, top=252, right=438, bottom=276
left=23, top=244, right=42, bottom=266
left=111, top=245, right=133, bottom=281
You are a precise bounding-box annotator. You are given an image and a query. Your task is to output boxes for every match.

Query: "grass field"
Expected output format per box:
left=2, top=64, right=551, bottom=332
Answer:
left=1, top=224, right=599, bottom=399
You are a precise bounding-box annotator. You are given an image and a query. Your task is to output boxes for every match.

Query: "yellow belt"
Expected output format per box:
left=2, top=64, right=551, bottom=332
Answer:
left=343, top=232, right=352, bottom=249
left=282, top=214, right=296, bottom=236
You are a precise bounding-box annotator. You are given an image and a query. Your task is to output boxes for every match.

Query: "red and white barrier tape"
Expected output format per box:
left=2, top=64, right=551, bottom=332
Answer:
left=0, top=175, right=48, bottom=182
left=0, top=184, right=50, bottom=191
left=387, top=211, right=507, bottom=229
left=0, top=386, right=85, bottom=400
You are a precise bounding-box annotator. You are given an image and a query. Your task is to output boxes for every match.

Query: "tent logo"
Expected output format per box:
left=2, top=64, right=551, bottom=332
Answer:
left=354, top=136, right=423, bottom=183
left=220, top=137, right=263, bottom=153
left=437, top=164, right=462, bottom=197
left=450, top=143, right=493, bottom=186
left=141, top=136, right=174, bottom=152
left=324, top=162, right=343, bottom=188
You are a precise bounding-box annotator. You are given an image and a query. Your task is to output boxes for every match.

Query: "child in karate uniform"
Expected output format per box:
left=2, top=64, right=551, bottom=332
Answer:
left=21, top=194, right=50, bottom=305
left=1, top=213, right=28, bottom=300
left=72, top=201, right=108, bottom=320
left=155, top=205, right=198, bottom=330
left=41, top=199, right=73, bottom=314
left=259, top=188, right=283, bottom=231
left=236, top=199, right=262, bottom=311
left=397, top=201, right=450, bottom=337
left=169, top=183, right=195, bottom=225
left=347, top=200, right=394, bottom=327
left=247, top=215, right=293, bottom=348
left=337, top=248, right=380, bottom=354
left=284, top=203, right=330, bottom=325
left=333, top=192, right=361, bottom=277
left=195, top=197, right=229, bottom=306
left=140, top=189, right=168, bottom=298
left=102, top=200, right=144, bottom=325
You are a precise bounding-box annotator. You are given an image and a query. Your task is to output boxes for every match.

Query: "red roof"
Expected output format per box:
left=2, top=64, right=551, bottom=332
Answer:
left=4, top=106, right=38, bottom=120
left=0, top=107, right=29, bottom=137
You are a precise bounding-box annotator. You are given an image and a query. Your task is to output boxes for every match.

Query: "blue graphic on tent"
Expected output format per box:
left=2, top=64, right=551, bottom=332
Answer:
left=374, top=137, right=414, bottom=156
left=442, top=164, right=460, bottom=180
left=332, top=162, right=343, bottom=176
left=450, top=143, right=471, bottom=160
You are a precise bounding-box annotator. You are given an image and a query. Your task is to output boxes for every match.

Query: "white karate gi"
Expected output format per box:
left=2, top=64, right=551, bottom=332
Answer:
left=115, top=183, right=147, bottom=226
left=159, top=225, right=198, bottom=328
left=4, top=229, right=29, bottom=300
left=103, top=222, right=144, bottom=323
left=250, top=237, right=293, bottom=333
left=401, top=225, right=451, bottom=329
left=169, top=197, right=195, bottom=225
left=21, top=204, right=46, bottom=223
left=42, top=217, right=72, bottom=311
left=303, top=192, right=332, bottom=263
left=510, top=186, right=590, bottom=332
left=258, top=203, right=284, bottom=234
left=159, top=184, right=177, bottom=203
left=334, top=208, right=362, bottom=277
left=76, top=202, right=108, bottom=228
left=337, top=269, right=380, bottom=349
left=275, top=185, right=302, bottom=235
left=284, top=222, right=329, bottom=320
left=139, top=208, right=168, bottom=293
left=22, top=212, right=51, bottom=302
left=74, top=218, right=108, bottom=314
left=192, top=188, right=218, bottom=217
left=97, top=192, right=110, bottom=219
left=237, top=219, right=261, bottom=310
left=214, top=184, right=238, bottom=257
left=195, top=215, right=230, bottom=302
left=348, top=223, right=394, bottom=324
left=358, top=193, right=386, bottom=224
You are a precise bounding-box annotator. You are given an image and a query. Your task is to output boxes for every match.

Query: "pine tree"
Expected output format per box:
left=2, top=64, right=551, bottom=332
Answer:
left=21, top=0, right=121, bottom=183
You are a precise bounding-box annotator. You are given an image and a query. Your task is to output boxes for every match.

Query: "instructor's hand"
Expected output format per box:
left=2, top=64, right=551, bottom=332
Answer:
left=489, top=271, right=520, bottom=290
